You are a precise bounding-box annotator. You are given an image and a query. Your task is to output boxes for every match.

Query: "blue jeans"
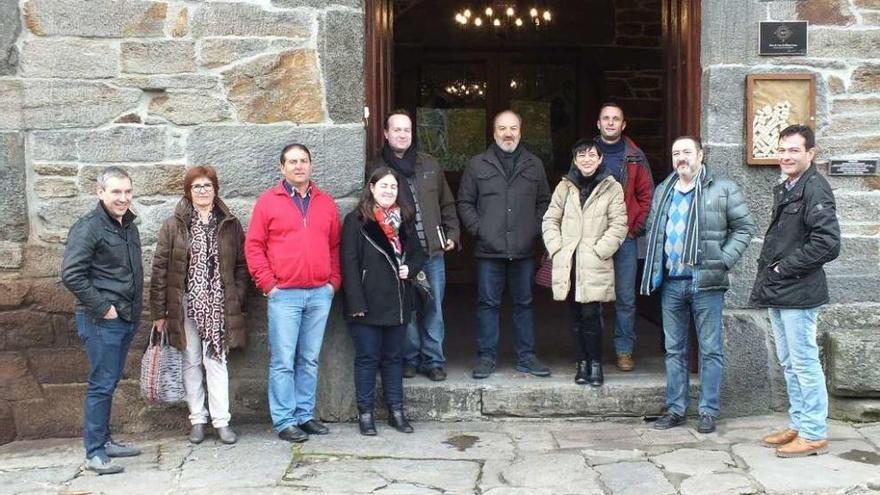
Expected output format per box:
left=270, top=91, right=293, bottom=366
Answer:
left=476, top=257, right=536, bottom=364
left=350, top=323, right=406, bottom=411
left=661, top=279, right=724, bottom=417
left=76, top=312, right=137, bottom=459
left=613, top=238, right=638, bottom=354
left=768, top=307, right=827, bottom=440
left=405, top=254, right=447, bottom=370
left=267, top=285, right=333, bottom=432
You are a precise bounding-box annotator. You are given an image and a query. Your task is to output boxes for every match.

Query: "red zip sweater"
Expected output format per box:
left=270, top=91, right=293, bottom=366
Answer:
left=595, top=135, right=655, bottom=238
left=245, top=181, right=341, bottom=294
left=621, top=137, right=654, bottom=238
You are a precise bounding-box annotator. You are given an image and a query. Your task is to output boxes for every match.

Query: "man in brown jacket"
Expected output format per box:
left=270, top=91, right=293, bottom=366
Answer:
left=367, top=109, right=460, bottom=381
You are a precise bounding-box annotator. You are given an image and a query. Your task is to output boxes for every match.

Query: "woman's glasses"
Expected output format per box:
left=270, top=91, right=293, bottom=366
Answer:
left=191, top=183, right=214, bottom=192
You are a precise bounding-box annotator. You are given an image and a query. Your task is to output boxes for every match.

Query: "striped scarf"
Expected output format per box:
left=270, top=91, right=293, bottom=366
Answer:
left=641, top=166, right=705, bottom=295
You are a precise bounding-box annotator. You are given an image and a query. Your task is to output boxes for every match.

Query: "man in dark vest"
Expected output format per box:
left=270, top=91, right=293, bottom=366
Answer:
left=368, top=109, right=460, bottom=381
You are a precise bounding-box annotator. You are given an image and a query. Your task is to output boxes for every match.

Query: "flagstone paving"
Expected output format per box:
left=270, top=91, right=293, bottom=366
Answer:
left=0, top=414, right=878, bottom=494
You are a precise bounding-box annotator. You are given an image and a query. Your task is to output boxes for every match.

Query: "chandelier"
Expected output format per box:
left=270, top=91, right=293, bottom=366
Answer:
left=454, top=3, right=552, bottom=30
left=445, top=80, right=487, bottom=97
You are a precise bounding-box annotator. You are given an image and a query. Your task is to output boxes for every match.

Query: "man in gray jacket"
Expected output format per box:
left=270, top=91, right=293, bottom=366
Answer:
left=61, top=167, right=143, bottom=475
left=368, top=109, right=460, bottom=381
left=640, top=136, right=755, bottom=433
left=458, top=110, right=552, bottom=379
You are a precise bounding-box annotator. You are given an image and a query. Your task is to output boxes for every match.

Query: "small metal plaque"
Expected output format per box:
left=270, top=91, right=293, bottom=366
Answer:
left=828, top=159, right=878, bottom=176
left=759, top=21, right=808, bottom=56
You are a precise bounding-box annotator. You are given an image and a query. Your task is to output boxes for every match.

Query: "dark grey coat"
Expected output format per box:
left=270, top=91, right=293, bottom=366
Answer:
left=457, top=146, right=551, bottom=259
left=641, top=166, right=756, bottom=294
left=341, top=212, right=427, bottom=326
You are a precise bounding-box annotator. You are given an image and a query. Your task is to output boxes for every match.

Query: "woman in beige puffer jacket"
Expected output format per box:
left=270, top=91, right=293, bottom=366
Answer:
left=542, top=139, right=628, bottom=386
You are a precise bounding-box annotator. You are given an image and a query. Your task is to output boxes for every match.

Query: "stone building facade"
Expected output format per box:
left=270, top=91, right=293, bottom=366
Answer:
left=0, top=0, right=878, bottom=444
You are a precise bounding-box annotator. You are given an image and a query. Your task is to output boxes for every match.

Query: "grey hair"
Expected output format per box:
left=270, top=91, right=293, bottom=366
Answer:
left=493, top=109, right=522, bottom=128
left=97, top=166, right=132, bottom=190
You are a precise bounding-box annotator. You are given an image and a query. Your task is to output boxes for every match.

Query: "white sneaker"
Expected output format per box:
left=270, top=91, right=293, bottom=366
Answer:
left=84, top=455, right=124, bottom=475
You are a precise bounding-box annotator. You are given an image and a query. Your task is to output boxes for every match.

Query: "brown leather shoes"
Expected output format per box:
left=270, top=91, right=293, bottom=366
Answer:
left=616, top=353, right=635, bottom=372
left=761, top=428, right=798, bottom=448
left=775, top=437, right=829, bottom=458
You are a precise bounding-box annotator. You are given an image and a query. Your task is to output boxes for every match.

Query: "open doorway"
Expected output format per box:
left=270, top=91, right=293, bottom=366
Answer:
left=365, top=0, right=701, bottom=376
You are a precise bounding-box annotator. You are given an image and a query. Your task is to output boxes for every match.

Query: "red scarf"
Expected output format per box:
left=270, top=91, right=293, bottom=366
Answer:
left=373, top=205, right=402, bottom=257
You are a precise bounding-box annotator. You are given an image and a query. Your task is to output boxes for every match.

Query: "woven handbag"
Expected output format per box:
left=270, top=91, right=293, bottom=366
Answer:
left=535, top=252, right=553, bottom=289
left=139, top=326, right=185, bottom=405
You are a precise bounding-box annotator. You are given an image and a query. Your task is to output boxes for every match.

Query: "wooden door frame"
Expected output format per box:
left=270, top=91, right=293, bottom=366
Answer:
left=365, top=0, right=394, bottom=159
left=662, top=0, right=702, bottom=143
left=365, top=0, right=702, bottom=160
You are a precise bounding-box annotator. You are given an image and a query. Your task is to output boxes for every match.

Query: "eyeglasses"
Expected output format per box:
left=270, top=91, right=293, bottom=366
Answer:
left=575, top=151, right=600, bottom=159
left=191, top=184, right=214, bottom=192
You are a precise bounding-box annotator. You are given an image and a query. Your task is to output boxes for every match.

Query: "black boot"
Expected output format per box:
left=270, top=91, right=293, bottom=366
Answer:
left=388, top=409, right=414, bottom=433
left=358, top=411, right=377, bottom=436
left=589, top=360, right=604, bottom=387
left=574, top=360, right=590, bottom=385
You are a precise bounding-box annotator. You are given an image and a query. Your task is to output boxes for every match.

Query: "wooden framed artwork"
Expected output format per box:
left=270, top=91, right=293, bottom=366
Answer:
left=746, top=73, right=816, bottom=165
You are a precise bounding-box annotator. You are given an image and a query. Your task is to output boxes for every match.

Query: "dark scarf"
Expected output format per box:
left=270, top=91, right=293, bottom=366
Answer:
left=186, top=208, right=226, bottom=361
left=567, top=163, right=607, bottom=207
left=492, top=143, right=522, bottom=178
left=381, top=142, right=417, bottom=178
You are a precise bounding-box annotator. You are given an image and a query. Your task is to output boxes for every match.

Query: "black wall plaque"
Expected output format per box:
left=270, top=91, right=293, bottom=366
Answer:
left=759, top=21, right=808, bottom=56
left=829, top=159, right=878, bottom=176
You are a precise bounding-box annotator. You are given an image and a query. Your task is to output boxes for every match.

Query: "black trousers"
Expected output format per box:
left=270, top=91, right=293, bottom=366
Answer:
left=567, top=262, right=603, bottom=362
left=350, top=323, right=406, bottom=412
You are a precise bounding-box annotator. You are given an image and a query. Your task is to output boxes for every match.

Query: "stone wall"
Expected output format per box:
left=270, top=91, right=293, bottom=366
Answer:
left=2, top=0, right=878, bottom=445
left=0, top=0, right=365, bottom=444
left=702, top=0, right=880, bottom=421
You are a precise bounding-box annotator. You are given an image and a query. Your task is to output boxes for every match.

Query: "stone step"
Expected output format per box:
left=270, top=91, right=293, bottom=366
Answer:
left=397, top=357, right=700, bottom=421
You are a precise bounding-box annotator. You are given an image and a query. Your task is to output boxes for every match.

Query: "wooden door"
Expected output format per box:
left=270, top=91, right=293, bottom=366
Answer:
left=365, top=0, right=394, bottom=160
left=663, top=0, right=702, bottom=144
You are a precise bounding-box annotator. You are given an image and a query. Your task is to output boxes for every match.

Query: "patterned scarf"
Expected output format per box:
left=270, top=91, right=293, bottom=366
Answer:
left=186, top=209, right=226, bottom=361
left=641, top=166, right=706, bottom=295
left=374, top=205, right=403, bottom=262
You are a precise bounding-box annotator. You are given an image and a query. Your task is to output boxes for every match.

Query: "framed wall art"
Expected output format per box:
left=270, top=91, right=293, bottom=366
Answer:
left=746, top=73, right=816, bottom=165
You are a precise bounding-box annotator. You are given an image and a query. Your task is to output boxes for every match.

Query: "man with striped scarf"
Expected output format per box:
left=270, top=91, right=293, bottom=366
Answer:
left=640, top=136, right=755, bottom=433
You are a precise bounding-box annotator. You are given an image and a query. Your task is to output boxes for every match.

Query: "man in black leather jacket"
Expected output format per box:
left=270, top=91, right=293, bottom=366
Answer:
left=750, top=125, right=840, bottom=458
left=61, top=166, right=143, bottom=475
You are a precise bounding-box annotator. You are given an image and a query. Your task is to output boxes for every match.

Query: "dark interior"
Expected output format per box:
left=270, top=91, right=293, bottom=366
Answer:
left=391, top=0, right=680, bottom=372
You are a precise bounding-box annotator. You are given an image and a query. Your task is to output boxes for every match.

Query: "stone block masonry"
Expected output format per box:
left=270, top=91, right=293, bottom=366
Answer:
left=0, top=0, right=364, bottom=444
left=0, top=0, right=878, bottom=445
left=701, top=0, right=880, bottom=422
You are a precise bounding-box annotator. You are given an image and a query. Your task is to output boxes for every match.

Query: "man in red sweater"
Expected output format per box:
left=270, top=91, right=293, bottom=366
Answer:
left=245, top=143, right=341, bottom=443
left=593, top=103, right=654, bottom=371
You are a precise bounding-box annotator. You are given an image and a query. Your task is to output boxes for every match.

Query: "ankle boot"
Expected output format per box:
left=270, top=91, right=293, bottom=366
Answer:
left=589, top=360, right=604, bottom=387
left=574, top=360, right=590, bottom=385
left=358, top=411, right=377, bottom=436
left=388, top=409, right=414, bottom=433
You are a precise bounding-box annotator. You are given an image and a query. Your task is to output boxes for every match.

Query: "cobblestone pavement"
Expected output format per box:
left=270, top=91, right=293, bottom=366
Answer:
left=1, top=414, right=879, bottom=494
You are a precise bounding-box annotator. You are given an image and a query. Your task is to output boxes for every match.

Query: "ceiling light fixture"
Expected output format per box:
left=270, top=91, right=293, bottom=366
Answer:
left=454, top=2, right=552, bottom=31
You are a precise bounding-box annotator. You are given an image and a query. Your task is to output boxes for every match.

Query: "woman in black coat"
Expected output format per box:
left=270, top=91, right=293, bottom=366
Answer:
left=341, top=166, right=426, bottom=436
